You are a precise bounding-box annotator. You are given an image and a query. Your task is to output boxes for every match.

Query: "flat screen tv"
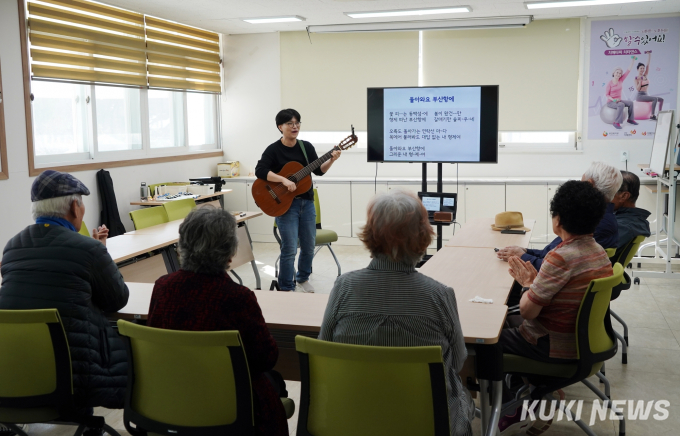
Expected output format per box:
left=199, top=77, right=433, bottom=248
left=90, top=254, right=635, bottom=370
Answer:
left=367, top=85, right=499, bottom=163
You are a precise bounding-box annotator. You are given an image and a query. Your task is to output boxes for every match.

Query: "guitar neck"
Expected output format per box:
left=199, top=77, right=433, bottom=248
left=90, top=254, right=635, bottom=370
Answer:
left=292, top=147, right=338, bottom=181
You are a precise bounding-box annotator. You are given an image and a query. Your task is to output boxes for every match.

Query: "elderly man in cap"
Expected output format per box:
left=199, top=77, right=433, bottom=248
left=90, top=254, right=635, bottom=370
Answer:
left=0, top=170, right=129, bottom=415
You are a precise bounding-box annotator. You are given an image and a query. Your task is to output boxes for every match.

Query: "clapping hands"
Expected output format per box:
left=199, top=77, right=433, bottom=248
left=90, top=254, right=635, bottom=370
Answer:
left=508, top=256, right=537, bottom=287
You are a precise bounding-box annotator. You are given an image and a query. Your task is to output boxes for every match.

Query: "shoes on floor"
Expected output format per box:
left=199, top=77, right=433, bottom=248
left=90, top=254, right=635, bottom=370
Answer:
left=296, top=281, right=315, bottom=293
left=83, top=427, right=105, bottom=436
left=498, top=410, right=531, bottom=435
left=525, top=389, right=565, bottom=436
left=613, top=123, right=622, bottom=129
left=627, top=120, right=639, bottom=125
left=0, top=424, right=29, bottom=436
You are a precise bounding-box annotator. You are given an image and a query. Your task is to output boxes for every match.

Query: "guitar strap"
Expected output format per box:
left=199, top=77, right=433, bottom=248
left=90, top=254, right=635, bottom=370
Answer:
left=297, top=139, right=309, bottom=165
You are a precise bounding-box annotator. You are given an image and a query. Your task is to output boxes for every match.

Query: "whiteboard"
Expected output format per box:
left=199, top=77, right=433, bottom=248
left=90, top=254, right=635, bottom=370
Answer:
left=649, top=111, right=674, bottom=175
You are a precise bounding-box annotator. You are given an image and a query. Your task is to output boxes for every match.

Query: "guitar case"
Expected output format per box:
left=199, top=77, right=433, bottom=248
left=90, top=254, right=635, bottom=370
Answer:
left=96, top=169, right=127, bottom=238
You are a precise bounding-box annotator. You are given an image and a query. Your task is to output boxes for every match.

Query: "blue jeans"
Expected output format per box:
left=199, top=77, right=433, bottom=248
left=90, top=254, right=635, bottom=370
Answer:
left=276, top=197, right=316, bottom=291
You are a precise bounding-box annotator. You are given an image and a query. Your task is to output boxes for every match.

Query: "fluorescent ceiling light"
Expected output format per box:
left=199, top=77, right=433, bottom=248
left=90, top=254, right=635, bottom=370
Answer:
left=242, top=16, right=306, bottom=24
left=308, top=16, right=532, bottom=33
left=345, top=6, right=472, bottom=19
left=526, top=0, right=661, bottom=9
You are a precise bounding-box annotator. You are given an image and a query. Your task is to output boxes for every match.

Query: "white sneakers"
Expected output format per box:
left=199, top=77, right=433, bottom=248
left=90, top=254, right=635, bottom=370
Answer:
left=296, top=281, right=315, bottom=293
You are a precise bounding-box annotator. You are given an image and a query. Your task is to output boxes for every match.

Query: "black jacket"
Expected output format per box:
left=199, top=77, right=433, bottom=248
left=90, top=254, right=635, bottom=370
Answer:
left=615, top=206, right=652, bottom=249
left=0, top=224, right=129, bottom=409
left=96, top=169, right=127, bottom=237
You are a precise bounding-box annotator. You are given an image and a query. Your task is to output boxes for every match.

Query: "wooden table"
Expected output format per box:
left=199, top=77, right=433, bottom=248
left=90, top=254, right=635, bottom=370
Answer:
left=419, top=247, right=513, bottom=308
left=445, top=217, right=536, bottom=249
left=638, top=163, right=680, bottom=171
left=107, top=212, right=263, bottom=286
left=113, top=283, right=330, bottom=380
left=130, top=190, right=232, bottom=206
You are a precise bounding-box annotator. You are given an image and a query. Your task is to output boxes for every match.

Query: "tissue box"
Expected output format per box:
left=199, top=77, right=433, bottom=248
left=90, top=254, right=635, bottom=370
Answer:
left=218, top=161, right=240, bottom=178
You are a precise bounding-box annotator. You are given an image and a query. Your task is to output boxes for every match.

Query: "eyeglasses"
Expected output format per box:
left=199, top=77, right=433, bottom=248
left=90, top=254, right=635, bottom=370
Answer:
left=285, top=121, right=301, bottom=128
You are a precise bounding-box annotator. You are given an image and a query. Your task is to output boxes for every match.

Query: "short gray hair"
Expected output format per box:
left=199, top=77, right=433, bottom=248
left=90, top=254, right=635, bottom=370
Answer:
left=359, top=189, right=434, bottom=266
left=583, top=161, right=623, bottom=202
left=31, top=194, right=82, bottom=220
left=178, top=207, right=238, bottom=275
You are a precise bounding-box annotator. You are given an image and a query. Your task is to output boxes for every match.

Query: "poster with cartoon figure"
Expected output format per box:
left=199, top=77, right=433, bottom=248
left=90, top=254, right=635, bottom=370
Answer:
left=588, top=17, right=679, bottom=140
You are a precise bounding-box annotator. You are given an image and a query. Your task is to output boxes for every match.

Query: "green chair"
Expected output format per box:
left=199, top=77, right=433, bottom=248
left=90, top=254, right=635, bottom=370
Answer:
left=607, top=235, right=647, bottom=364
left=295, top=336, right=450, bottom=436
left=117, top=320, right=294, bottom=436
left=501, top=263, right=625, bottom=436
left=273, top=188, right=342, bottom=279
left=78, top=221, right=90, bottom=237
left=129, top=206, right=169, bottom=230
left=0, top=309, right=120, bottom=436
left=162, top=198, right=196, bottom=221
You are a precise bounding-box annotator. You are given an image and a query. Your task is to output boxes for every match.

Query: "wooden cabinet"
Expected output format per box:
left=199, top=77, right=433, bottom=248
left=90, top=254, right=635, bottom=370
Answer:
left=315, top=182, right=352, bottom=237
left=465, top=184, right=505, bottom=222
left=221, top=180, right=248, bottom=214
left=506, top=184, right=548, bottom=244
left=351, top=182, right=387, bottom=237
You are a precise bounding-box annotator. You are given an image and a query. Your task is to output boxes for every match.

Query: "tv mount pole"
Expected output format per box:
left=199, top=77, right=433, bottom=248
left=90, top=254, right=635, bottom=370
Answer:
left=422, top=162, right=444, bottom=251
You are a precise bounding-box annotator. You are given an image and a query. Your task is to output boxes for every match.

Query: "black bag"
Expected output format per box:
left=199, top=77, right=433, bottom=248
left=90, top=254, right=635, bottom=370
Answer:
left=96, top=169, right=127, bottom=237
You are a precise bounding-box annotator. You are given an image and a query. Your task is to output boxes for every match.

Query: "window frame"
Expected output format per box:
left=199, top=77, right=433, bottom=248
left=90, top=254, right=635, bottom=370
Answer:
left=17, top=0, right=222, bottom=177
left=0, top=57, right=8, bottom=180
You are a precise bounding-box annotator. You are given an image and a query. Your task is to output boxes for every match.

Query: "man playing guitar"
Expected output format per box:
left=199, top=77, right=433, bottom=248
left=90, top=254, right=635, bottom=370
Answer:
left=255, top=109, right=341, bottom=293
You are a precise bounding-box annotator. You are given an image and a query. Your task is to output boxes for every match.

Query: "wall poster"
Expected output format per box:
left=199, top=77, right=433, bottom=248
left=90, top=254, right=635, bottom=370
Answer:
left=588, top=17, right=679, bottom=140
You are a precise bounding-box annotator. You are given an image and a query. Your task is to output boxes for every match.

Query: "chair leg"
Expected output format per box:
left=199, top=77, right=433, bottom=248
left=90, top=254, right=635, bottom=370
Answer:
left=611, top=310, right=629, bottom=346
left=326, top=244, right=342, bottom=277
left=546, top=393, right=598, bottom=436
left=581, top=379, right=625, bottom=436
left=600, top=361, right=606, bottom=382
left=230, top=270, right=243, bottom=285
left=613, top=329, right=628, bottom=364
left=73, top=424, right=87, bottom=436
left=1, top=424, right=29, bottom=436
left=275, top=254, right=280, bottom=278
left=103, top=424, right=121, bottom=436
left=593, top=371, right=611, bottom=400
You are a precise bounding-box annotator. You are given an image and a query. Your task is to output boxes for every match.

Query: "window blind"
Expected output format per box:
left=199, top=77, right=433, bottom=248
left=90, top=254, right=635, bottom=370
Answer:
left=26, top=0, right=222, bottom=92
left=422, top=19, right=580, bottom=132
left=145, top=16, right=221, bottom=92
left=27, top=0, right=147, bottom=86
left=280, top=31, right=418, bottom=131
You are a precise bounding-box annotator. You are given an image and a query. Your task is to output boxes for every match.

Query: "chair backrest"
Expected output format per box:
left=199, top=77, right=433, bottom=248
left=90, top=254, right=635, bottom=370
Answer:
left=313, top=188, right=322, bottom=226
left=117, top=321, right=253, bottom=435
left=0, top=309, right=72, bottom=408
left=575, top=263, right=624, bottom=368
left=295, top=336, right=450, bottom=436
left=611, top=235, right=646, bottom=267
left=129, top=206, right=169, bottom=230
left=78, top=221, right=89, bottom=237
left=163, top=198, right=196, bottom=221
left=604, top=247, right=617, bottom=259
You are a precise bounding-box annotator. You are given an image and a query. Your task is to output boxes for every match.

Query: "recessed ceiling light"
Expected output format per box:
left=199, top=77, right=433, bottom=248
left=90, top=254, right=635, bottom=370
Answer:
left=345, top=6, right=472, bottom=19
left=526, top=0, right=661, bottom=9
left=242, top=16, right=306, bottom=24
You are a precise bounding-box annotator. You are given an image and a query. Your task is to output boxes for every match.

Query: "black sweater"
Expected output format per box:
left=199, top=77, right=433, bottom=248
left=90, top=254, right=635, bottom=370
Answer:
left=255, top=139, right=325, bottom=201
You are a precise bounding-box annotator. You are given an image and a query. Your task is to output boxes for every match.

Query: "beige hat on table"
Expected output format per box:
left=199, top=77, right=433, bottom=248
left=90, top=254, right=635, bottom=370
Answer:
left=491, top=211, right=531, bottom=232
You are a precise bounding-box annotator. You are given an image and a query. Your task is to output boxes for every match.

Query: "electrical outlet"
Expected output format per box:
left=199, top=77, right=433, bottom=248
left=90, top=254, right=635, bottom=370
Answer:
left=620, top=151, right=629, bottom=162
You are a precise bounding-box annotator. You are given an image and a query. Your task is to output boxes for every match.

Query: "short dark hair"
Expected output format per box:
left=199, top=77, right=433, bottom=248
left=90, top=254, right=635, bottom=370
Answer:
left=637, top=63, right=645, bottom=70
left=178, top=207, right=238, bottom=275
left=550, top=180, right=607, bottom=235
left=618, top=170, right=641, bottom=202
left=275, top=108, right=301, bottom=132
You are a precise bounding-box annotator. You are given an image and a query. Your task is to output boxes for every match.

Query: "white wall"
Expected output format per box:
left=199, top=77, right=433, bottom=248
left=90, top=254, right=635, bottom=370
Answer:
left=0, top=1, right=223, bottom=248
left=222, top=32, right=281, bottom=176
left=222, top=21, right=679, bottom=181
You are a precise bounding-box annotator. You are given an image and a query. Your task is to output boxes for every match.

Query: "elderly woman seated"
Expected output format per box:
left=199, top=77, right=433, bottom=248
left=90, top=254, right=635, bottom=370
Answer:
left=147, top=207, right=289, bottom=436
left=498, top=180, right=614, bottom=434
left=318, top=190, right=473, bottom=436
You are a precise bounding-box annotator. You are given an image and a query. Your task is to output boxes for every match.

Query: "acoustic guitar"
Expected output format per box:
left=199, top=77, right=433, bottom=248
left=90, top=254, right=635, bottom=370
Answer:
left=252, top=131, right=358, bottom=217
